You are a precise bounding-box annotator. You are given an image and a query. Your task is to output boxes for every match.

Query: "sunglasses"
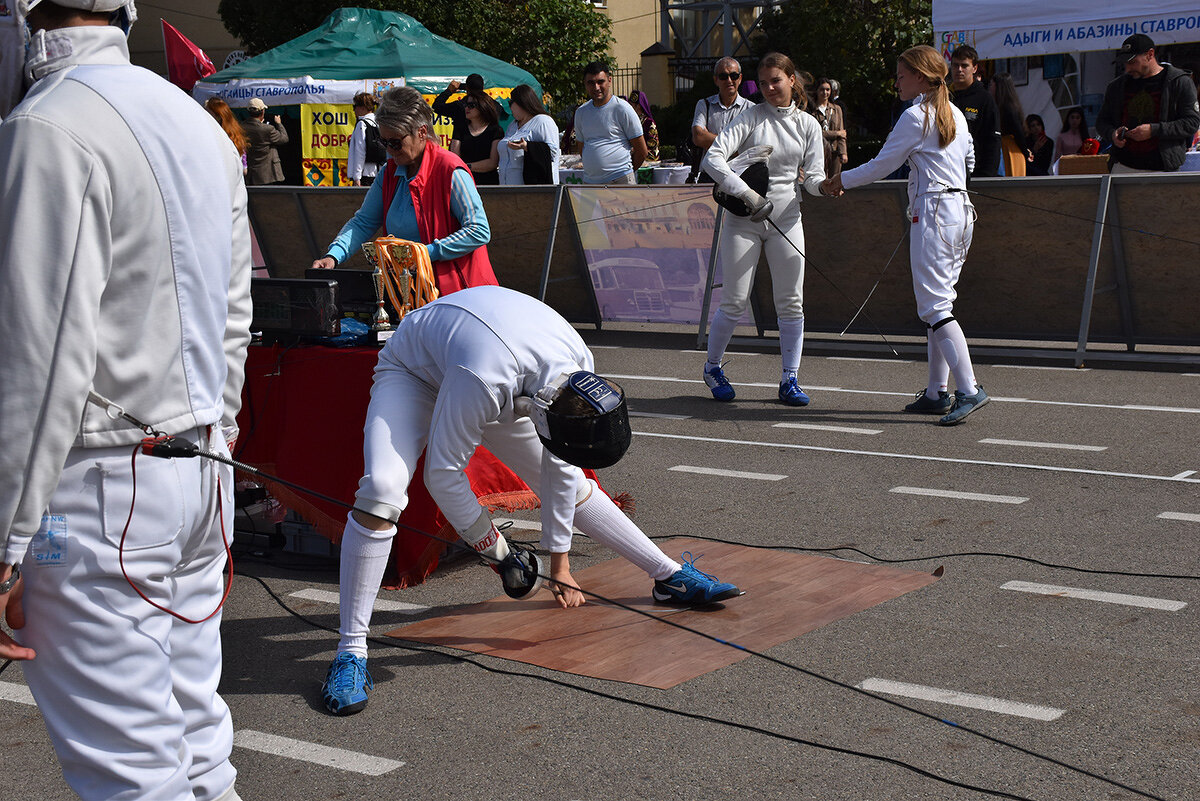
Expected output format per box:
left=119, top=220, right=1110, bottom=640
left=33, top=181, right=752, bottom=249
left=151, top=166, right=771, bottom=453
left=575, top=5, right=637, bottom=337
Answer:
left=379, top=135, right=409, bottom=150
left=716, top=72, right=741, bottom=80
left=463, top=101, right=479, bottom=109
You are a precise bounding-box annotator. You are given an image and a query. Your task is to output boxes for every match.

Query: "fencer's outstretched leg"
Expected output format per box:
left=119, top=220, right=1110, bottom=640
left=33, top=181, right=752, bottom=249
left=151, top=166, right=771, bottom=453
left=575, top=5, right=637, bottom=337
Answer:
left=571, top=481, right=742, bottom=604
left=930, top=317, right=989, bottom=425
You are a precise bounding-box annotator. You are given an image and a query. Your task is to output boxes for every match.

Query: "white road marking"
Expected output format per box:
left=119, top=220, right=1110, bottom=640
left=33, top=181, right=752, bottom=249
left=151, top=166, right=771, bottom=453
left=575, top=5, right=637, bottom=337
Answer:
left=233, top=730, right=404, bottom=775
left=606, top=374, right=1200, bottom=414
left=494, top=517, right=542, bottom=531
left=856, top=679, right=1064, bottom=721
left=1001, top=581, right=1187, bottom=611
left=1158, top=511, right=1200, bottom=523
left=827, top=356, right=913, bottom=364
left=1170, top=471, right=1196, bottom=479
left=288, top=589, right=428, bottom=614
left=978, top=438, right=1107, bottom=452
left=629, top=411, right=692, bottom=420
left=0, top=682, right=36, bottom=706
left=669, top=465, right=787, bottom=481
left=634, top=431, right=1200, bottom=485
left=890, top=486, right=1028, bottom=504
left=588, top=344, right=620, bottom=349
left=989, top=364, right=1090, bottom=371
left=774, top=422, right=882, bottom=435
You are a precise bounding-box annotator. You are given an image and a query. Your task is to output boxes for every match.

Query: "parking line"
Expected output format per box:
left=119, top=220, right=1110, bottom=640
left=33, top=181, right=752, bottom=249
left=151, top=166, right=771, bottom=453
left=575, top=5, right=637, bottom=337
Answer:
left=827, top=357, right=913, bottom=364
left=1001, top=581, right=1186, bottom=611
left=669, top=465, right=787, bottom=481
left=629, top=411, right=692, bottom=420
left=0, top=681, right=36, bottom=706
left=289, top=589, right=428, bottom=614
left=774, top=422, right=882, bottom=435
left=634, top=431, right=1200, bottom=485
left=233, top=730, right=404, bottom=775
left=979, top=438, right=1107, bottom=452
left=1158, top=511, right=1200, bottom=523
left=989, top=364, right=1090, bottom=372
left=606, top=374, right=1200, bottom=414
left=890, top=486, right=1028, bottom=504
left=856, top=679, right=1064, bottom=721
left=1171, top=471, right=1196, bottom=479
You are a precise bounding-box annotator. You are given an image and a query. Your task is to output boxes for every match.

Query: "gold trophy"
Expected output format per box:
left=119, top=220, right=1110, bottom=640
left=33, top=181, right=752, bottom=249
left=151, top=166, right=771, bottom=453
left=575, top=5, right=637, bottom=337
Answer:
left=359, top=241, right=393, bottom=334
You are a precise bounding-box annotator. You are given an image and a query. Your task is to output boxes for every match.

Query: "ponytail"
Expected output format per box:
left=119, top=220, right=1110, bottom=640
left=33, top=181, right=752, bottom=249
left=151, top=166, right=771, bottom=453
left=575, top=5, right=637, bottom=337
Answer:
left=900, top=46, right=957, bottom=148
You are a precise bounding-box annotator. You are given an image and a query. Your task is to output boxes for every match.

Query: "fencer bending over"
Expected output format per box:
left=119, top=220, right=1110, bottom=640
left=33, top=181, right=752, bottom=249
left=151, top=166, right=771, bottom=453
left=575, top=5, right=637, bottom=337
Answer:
left=823, top=44, right=988, bottom=426
left=322, top=285, right=741, bottom=716
left=701, top=51, right=825, bottom=407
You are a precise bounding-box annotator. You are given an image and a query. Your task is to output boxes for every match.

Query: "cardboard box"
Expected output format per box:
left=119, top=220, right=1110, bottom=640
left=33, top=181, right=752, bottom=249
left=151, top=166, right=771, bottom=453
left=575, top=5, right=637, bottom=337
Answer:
left=1058, top=154, right=1109, bottom=175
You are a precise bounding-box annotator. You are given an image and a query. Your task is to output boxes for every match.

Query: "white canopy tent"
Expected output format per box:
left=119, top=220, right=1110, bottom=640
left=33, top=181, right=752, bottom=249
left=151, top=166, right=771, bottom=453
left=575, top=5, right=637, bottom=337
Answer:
left=934, top=0, right=1200, bottom=59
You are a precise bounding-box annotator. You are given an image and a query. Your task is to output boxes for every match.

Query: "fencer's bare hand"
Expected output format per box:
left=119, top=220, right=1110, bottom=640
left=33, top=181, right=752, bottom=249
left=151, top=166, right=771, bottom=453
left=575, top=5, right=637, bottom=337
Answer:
left=821, top=175, right=844, bottom=197
left=311, top=256, right=336, bottom=270
left=0, top=569, right=36, bottom=661
left=1124, top=124, right=1152, bottom=142
left=548, top=552, right=585, bottom=608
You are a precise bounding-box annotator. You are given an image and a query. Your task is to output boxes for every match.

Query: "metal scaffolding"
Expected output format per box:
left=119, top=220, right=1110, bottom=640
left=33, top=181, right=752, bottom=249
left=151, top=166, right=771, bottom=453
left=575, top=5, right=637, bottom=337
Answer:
left=659, top=0, right=784, bottom=59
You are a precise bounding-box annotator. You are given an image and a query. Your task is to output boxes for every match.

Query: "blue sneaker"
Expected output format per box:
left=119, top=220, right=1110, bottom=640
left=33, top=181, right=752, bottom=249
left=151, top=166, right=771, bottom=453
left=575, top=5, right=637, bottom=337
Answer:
left=778, top=376, right=810, bottom=406
left=703, top=363, right=735, bottom=402
left=322, top=652, right=373, bottom=716
left=939, top=386, right=989, bottom=426
left=904, top=388, right=953, bottom=414
left=652, top=552, right=742, bottom=604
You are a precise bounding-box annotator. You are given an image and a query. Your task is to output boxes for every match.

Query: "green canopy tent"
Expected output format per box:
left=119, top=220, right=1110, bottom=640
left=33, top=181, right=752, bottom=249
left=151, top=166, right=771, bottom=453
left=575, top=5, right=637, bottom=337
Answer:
left=194, top=7, right=540, bottom=185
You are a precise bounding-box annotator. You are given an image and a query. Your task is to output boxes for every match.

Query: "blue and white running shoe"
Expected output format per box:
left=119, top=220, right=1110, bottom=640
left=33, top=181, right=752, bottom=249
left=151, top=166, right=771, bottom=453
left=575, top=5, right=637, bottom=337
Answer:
left=323, top=652, right=373, bottom=716
left=703, top=363, right=736, bottom=402
left=652, top=552, right=742, bottom=604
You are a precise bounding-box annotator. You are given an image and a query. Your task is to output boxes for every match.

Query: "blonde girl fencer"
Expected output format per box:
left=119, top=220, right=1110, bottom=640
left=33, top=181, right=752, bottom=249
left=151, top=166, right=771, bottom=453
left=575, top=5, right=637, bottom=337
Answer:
left=700, top=52, right=826, bottom=407
left=822, top=45, right=988, bottom=425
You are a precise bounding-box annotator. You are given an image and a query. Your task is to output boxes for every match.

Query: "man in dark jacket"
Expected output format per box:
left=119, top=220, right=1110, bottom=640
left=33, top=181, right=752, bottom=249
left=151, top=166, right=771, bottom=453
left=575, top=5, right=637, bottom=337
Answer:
left=240, top=96, right=289, bottom=185
left=1096, top=33, right=1200, bottom=172
left=949, top=45, right=1001, bottom=177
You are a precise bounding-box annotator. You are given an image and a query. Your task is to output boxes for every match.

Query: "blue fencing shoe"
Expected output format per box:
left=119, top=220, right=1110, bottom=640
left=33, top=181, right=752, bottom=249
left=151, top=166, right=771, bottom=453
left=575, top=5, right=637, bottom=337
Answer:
left=494, top=541, right=544, bottom=600
left=939, top=386, right=989, bottom=426
left=323, top=652, right=373, bottom=716
left=703, top=363, right=735, bottom=402
left=652, top=552, right=742, bottom=604
left=778, top=376, right=810, bottom=406
left=905, top=389, right=953, bottom=414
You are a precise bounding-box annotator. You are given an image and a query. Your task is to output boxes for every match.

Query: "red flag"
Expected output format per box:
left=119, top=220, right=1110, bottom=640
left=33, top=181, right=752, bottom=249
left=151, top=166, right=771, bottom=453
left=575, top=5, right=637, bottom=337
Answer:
left=161, top=19, right=216, bottom=93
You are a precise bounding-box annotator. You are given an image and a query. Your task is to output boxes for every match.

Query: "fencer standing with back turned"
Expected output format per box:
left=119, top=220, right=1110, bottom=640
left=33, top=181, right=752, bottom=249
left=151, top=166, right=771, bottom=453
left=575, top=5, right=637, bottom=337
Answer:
left=822, top=45, right=987, bottom=426
left=0, top=1, right=251, bottom=798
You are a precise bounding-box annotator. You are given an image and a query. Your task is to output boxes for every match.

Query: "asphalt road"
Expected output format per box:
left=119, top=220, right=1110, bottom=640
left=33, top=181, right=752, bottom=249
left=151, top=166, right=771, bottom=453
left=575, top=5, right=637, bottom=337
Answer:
left=4, top=332, right=1198, bottom=801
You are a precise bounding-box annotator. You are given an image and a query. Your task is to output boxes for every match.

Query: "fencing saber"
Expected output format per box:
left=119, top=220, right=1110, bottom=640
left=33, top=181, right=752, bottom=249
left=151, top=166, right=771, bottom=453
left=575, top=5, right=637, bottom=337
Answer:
left=764, top=217, right=900, bottom=357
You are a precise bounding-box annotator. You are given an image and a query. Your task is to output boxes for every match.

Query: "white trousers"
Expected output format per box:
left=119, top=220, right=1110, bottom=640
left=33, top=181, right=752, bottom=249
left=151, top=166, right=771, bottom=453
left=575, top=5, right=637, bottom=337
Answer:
left=20, top=427, right=236, bottom=801
left=716, top=203, right=807, bottom=321
left=910, top=191, right=974, bottom=325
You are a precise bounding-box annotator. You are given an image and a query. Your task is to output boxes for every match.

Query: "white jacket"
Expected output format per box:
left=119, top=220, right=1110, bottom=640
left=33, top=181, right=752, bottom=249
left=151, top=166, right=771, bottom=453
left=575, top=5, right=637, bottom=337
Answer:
left=0, top=26, right=252, bottom=562
left=702, top=101, right=826, bottom=214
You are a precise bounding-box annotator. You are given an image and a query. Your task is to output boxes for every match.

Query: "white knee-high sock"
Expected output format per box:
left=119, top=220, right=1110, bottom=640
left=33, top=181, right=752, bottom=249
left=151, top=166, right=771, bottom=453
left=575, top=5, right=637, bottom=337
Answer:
left=778, top=316, right=805, bottom=379
left=337, top=513, right=396, bottom=657
left=931, top=319, right=977, bottom=395
left=572, top=481, right=679, bottom=580
left=706, top=308, right=738, bottom=367
left=925, top=332, right=949, bottom=398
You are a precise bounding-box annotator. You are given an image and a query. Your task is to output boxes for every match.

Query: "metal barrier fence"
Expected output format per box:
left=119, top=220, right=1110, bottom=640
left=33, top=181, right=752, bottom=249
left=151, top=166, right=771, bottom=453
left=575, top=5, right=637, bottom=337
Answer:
left=247, top=172, right=1200, bottom=367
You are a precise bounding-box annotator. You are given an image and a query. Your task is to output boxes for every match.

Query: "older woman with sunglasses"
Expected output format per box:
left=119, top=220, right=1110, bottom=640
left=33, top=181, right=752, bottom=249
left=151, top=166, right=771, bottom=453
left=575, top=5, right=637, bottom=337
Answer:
left=311, top=86, right=498, bottom=294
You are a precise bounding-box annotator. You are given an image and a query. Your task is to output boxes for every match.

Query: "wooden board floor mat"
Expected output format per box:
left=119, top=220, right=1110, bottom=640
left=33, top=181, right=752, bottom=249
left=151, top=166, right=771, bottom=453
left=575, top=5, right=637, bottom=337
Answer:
left=387, top=537, right=940, bottom=689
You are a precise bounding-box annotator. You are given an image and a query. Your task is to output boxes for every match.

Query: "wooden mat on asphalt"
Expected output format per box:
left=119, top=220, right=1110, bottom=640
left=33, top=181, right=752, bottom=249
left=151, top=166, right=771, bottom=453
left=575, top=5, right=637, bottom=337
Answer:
left=387, top=537, right=941, bottom=689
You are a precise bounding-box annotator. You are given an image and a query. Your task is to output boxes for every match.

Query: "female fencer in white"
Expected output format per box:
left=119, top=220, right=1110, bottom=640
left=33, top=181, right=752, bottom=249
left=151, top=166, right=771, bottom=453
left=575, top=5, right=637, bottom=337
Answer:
left=700, top=52, right=826, bottom=406
left=822, top=45, right=987, bottom=425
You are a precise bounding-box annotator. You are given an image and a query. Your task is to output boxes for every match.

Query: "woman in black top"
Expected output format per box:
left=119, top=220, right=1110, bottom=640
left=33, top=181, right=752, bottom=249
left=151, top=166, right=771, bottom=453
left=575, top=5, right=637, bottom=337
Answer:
left=1025, top=114, right=1053, bottom=175
left=450, top=90, right=503, bottom=185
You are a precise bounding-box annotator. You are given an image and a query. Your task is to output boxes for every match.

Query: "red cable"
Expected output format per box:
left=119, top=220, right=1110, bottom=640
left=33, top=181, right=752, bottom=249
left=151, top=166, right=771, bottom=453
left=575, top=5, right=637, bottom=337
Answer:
left=120, top=444, right=233, bottom=624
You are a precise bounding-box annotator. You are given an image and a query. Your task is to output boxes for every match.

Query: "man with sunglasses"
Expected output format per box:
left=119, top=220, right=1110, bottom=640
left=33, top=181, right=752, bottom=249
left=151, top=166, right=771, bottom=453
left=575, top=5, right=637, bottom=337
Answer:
left=690, top=57, right=753, bottom=183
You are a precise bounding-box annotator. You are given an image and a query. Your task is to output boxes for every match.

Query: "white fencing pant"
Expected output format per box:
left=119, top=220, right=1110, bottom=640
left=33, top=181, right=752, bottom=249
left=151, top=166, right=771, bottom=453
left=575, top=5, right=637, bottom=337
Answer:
left=708, top=204, right=807, bottom=363
left=20, top=427, right=237, bottom=801
left=909, top=191, right=974, bottom=326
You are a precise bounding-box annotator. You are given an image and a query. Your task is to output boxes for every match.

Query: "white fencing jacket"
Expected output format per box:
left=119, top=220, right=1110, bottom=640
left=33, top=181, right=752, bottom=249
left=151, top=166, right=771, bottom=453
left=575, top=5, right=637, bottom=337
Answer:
left=0, top=26, right=252, bottom=563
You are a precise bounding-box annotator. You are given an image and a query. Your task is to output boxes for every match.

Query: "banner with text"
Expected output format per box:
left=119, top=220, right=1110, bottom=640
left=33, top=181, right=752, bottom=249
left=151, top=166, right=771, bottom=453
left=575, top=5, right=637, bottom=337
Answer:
left=938, top=12, right=1200, bottom=59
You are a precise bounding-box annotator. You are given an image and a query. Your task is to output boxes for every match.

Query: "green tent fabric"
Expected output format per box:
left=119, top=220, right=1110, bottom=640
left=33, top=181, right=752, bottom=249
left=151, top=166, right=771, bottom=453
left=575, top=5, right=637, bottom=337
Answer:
left=195, top=7, right=539, bottom=105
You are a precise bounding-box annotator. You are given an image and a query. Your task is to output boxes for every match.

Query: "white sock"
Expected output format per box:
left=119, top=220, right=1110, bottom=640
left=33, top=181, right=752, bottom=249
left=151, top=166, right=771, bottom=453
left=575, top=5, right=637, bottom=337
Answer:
left=337, top=512, right=396, bottom=657
left=778, top=316, right=804, bottom=380
left=706, top=308, right=738, bottom=366
left=572, top=480, right=678, bottom=580
left=925, top=334, right=949, bottom=398
left=931, top=319, right=978, bottom=395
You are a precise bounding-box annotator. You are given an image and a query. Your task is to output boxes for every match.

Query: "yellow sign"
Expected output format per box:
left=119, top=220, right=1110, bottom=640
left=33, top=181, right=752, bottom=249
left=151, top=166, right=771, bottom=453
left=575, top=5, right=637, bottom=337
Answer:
left=303, top=103, right=355, bottom=160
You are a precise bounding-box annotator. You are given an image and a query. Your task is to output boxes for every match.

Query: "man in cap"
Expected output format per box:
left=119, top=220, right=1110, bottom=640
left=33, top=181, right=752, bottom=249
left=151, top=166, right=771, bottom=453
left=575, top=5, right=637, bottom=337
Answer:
left=1096, top=33, right=1200, bottom=172
left=0, top=1, right=250, bottom=799
left=320, top=285, right=741, bottom=716
left=240, top=95, right=289, bottom=185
